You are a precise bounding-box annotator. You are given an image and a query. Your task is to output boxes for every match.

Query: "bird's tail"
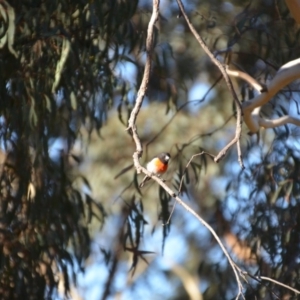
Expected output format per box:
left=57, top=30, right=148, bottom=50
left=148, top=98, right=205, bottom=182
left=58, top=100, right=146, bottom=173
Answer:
left=139, top=175, right=151, bottom=188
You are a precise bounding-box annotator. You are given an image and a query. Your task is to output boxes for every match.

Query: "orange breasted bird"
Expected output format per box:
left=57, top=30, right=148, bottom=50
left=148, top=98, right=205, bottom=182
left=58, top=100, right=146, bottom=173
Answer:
left=139, top=152, right=171, bottom=188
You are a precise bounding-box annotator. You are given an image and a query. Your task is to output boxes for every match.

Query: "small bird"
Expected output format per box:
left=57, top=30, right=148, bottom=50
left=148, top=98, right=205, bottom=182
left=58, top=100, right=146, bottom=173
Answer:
left=139, top=152, right=171, bottom=188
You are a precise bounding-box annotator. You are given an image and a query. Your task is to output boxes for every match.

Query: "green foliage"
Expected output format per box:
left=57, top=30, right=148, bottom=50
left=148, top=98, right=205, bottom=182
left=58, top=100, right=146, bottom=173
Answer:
left=224, top=132, right=300, bottom=297
left=0, top=0, right=142, bottom=299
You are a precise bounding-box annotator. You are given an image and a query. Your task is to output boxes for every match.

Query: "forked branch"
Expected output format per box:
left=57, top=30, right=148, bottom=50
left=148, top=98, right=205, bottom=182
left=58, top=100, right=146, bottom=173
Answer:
left=176, top=0, right=244, bottom=168
left=227, top=60, right=300, bottom=133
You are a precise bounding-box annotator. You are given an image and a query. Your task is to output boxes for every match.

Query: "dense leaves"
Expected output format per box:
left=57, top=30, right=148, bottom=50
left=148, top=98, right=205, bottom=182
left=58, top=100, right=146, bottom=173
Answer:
left=224, top=135, right=300, bottom=297
left=0, top=0, right=141, bottom=298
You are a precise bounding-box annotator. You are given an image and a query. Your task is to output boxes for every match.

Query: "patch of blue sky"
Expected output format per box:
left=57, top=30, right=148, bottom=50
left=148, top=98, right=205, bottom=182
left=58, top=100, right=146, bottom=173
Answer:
left=48, top=137, right=65, bottom=161
left=188, top=79, right=215, bottom=112
left=0, top=114, right=16, bottom=151
left=174, top=203, right=211, bottom=244
left=286, top=133, right=300, bottom=155
left=54, top=88, right=64, bottom=106
left=115, top=58, right=137, bottom=85
left=210, top=175, right=227, bottom=198
left=120, top=266, right=175, bottom=300
left=114, top=54, right=139, bottom=107
left=207, top=244, right=228, bottom=267
left=74, top=213, right=191, bottom=300
left=77, top=262, right=108, bottom=300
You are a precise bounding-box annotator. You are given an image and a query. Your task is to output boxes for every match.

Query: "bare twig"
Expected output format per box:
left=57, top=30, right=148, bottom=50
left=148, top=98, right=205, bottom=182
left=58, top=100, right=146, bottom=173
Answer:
left=178, top=151, right=215, bottom=194
left=146, top=75, right=223, bottom=149
left=187, top=114, right=235, bottom=145
left=226, top=67, right=263, bottom=92
left=259, top=276, right=300, bottom=294
left=241, top=270, right=300, bottom=295
left=144, top=170, right=245, bottom=300
left=176, top=0, right=244, bottom=168
left=175, top=115, right=235, bottom=195
left=127, top=0, right=160, bottom=164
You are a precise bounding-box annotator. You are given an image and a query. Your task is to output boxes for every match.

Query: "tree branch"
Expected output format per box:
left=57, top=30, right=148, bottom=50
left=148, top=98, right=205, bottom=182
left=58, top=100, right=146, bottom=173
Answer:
left=176, top=0, right=244, bottom=168
left=227, top=59, right=300, bottom=133
left=127, top=0, right=160, bottom=162
left=243, top=58, right=300, bottom=113
left=148, top=171, right=246, bottom=300
left=145, top=75, right=222, bottom=150
left=241, top=270, right=300, bottom=296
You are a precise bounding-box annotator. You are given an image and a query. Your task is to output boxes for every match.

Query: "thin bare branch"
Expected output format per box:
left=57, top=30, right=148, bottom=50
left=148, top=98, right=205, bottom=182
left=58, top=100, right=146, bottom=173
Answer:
left=176, top=0, right=244, bottom=168
left=146, top=75, right=223, bottom=149
left=147, top=171, right=245, bottom=300
left=176, top=115, right=236, bottom=194
left=127, top=0, right=160, bottom=162
left=241, top=270, right=300, bottom=295
left=188, top=114, right=235, bottom=145
left=259, top=276, right=300, bottom=294
left=226, top=67, right=263, bottom=92
left=259, top=115, right=300, bottom=128
left=178, top=151, right=215, bottom=194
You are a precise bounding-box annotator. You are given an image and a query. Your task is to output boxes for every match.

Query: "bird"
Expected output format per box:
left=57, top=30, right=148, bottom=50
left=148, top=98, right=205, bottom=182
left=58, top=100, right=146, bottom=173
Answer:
left=139, top=152, right=171, bottom=188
